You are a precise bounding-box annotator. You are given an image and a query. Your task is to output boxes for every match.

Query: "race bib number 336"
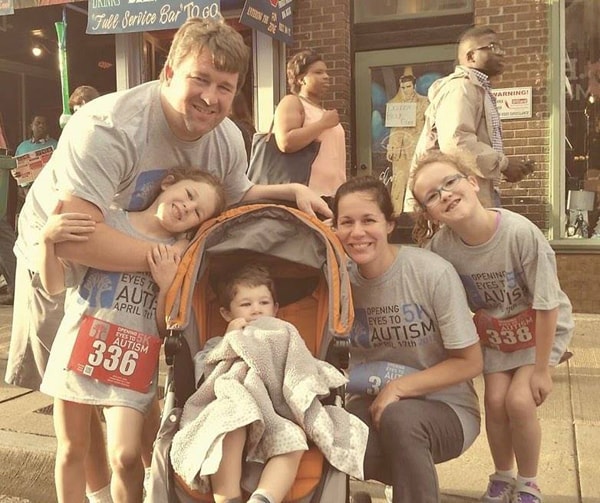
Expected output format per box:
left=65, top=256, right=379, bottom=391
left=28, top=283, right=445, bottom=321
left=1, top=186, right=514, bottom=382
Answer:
left=68, top=315, right=161, bottom=393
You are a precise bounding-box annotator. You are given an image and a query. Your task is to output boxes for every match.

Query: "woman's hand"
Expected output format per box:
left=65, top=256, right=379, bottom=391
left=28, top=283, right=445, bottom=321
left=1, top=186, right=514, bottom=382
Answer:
left=369, top=378, right=407, bottom=430
left=530, top=366, right=553, bottom=406
left=320, top=109, right=340, bottom=129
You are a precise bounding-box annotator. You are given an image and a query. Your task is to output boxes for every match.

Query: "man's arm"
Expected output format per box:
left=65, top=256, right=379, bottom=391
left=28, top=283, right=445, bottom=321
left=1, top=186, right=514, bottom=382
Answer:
left=242, top=182, right=332, bottom=218
left=436, top=82, right=506, bottom=179
left=55, top=195, right=153, bottom=272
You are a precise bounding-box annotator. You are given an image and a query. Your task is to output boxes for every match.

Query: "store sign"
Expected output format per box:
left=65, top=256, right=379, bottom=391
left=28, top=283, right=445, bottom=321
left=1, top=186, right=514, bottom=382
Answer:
left=240, top=0, right=293, bottom=44
left=87, top=0, right=221, bottom=35
left=0, top=0, right=13, bottom=15
left=491, top=87, right=532, bottom=120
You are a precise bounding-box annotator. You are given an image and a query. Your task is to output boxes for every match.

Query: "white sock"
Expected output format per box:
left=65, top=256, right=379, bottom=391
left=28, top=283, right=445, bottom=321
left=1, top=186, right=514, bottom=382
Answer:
left=496, top=468, right=515, bottom=479
left=87, top=484, right=113, bottom=503
left=516, top=474, right=538, bottom=488
left=248, top=490, right=275, bottom=503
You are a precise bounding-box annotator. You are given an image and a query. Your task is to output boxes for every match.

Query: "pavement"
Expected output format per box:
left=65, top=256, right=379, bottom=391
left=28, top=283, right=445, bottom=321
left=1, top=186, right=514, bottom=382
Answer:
left=0, top=305, right=599, bottom=502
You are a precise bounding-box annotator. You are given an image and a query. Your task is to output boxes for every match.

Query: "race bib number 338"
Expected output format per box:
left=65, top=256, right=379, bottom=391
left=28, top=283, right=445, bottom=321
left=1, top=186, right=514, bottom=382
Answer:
left=473, top=307, right=536, bottom=353
left=68, top=315, right=161, bottom=393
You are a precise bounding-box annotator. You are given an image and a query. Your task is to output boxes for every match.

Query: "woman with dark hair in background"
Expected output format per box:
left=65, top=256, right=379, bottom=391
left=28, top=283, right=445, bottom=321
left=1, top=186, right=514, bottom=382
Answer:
left=273, top=49, right=346, bottom=200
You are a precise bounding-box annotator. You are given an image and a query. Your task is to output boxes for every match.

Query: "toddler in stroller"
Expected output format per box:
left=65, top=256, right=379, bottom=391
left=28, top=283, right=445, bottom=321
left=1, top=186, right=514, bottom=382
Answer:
left=147, top=203, right=368, bottom=503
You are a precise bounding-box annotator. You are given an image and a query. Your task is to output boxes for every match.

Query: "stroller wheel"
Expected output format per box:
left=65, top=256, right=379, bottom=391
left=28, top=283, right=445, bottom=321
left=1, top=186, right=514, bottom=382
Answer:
left=352, top=491, right=373, bottom=503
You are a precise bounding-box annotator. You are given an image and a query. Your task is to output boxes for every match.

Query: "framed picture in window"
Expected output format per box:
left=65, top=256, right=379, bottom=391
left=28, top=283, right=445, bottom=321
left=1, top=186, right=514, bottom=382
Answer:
left=354, top=45, right=456, bottom=242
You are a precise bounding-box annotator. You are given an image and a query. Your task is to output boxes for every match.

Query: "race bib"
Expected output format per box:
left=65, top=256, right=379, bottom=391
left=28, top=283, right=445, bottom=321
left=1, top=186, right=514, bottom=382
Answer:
left=68, top=315, right=161, bottom=393
left=348, top=361, right=418, bottom=396
left=473, top=307, right=536, bottom=353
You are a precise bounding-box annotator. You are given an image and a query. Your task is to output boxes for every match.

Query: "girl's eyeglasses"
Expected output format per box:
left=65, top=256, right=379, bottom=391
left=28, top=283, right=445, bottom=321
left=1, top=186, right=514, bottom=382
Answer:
left=421, top=174, right=468, bottom=208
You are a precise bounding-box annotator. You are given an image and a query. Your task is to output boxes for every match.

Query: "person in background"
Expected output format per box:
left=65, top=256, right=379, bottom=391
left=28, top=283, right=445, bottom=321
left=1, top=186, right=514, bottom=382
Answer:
left=15, top=115, right=58, bottom=156
left=0, top=151, right=15, bottom=305
left=332, top=176, right=482, bottom=503
left=273, top=49, right=346, bottom=203
left=69, top=85, right=101, bottom=113
left=410, top=151, right=574, bottom=503
left=408, top=26, right=533, bottom=209
left=230, top=92, right=256, bottom=162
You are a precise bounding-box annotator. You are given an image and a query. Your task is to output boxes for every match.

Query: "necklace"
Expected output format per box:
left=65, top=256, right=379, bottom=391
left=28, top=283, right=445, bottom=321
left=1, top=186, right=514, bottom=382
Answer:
left=298, top=94, right=323, bottom=109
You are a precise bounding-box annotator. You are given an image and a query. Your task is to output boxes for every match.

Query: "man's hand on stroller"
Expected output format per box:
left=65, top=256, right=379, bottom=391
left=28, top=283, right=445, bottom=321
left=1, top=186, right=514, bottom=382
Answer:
left=294, top=185, right=333, bottom=219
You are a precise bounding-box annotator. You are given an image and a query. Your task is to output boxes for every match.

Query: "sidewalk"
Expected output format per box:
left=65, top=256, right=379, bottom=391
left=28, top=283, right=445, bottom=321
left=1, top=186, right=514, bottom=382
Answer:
left=0, top=305, right=599, bottom=502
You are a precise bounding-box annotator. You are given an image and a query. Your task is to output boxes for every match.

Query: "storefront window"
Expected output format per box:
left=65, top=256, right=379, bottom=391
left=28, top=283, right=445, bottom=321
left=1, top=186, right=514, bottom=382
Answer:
left=563, top=0, right=600, bottom=240
left=354, top=0, right=472, bottom=24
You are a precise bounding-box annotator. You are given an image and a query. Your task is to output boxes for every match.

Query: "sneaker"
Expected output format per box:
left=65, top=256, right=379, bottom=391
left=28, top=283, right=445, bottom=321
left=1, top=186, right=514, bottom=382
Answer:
left=481, top=473, right=515, bottom=502
left=511, top=482, right=542, bottom=503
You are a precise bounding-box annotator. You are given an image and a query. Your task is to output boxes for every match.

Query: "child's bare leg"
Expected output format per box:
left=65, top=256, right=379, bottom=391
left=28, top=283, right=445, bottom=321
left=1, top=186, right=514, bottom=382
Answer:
left=250, top=450, right=304, bottom=503
left=211, top=427, right=246, bottom=503
left=53, top=398, right=93, bottom=503
left=141, top=395, right=161, bottom=468
left=104, top=405, right=145, bottom=503
left=506, top=365, right=541, bottom=477
left=84, top=406, right=111, bottom=494
left=483, top=371, right=515, bottom=471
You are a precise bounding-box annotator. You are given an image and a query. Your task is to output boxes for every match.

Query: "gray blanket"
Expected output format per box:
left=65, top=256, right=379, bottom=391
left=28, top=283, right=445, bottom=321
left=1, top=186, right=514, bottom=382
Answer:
left=170, top=317, right=368, bottom=491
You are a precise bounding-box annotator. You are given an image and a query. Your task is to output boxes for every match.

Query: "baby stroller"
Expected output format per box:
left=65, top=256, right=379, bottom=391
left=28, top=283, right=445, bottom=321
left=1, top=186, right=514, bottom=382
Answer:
left=147, top=203, right=356, bottom=503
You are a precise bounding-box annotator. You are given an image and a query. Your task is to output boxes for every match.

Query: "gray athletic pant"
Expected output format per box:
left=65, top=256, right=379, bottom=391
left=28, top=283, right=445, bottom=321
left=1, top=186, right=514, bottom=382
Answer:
left=346, top=396, right=464, bottom=503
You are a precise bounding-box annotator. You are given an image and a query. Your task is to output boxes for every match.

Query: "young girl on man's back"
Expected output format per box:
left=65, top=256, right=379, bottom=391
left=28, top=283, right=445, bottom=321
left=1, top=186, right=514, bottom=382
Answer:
left=39, top=168, right=226, bottom=503
left=410, top=151, right=574, bottom=503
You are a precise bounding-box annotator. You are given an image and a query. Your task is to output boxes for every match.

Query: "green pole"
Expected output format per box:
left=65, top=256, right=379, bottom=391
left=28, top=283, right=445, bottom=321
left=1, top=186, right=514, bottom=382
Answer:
left=55, top=15, right=71, bottom=128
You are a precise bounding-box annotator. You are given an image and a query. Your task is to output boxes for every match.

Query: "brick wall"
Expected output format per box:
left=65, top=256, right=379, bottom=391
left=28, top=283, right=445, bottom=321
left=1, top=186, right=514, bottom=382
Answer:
left=290, top=0, right=352, bottom=170
left=476, top=0, right=551, bottom=232
left=557, top=254, right=600, bottom=313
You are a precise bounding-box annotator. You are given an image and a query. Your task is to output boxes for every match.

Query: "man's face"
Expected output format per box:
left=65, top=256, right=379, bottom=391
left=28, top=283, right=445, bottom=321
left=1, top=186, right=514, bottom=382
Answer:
left=400, top=80, right=416, bottom=99
left=31, top=116, right=48, bottom=141
left=161, top=49, right=239, bottom=141
left=466, top=33, right=505, bottom=77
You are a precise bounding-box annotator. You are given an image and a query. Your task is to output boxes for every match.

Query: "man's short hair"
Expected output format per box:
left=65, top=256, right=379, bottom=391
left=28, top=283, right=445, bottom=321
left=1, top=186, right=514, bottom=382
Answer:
left=69, top=86, right=100, bottom=110
left=160, top=17, right=249, bottom=92
left=458, top=26, right=497, bottom=46
left=457, top=26, right=497, bottom=61
left=216, top=263, right=277, bottom=309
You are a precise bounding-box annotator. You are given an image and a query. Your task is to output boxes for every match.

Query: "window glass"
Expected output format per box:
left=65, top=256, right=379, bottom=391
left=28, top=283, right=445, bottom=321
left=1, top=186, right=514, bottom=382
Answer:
left=564, top=0, right=600, bottom=239
left=354, top=0, right=472, bottom=23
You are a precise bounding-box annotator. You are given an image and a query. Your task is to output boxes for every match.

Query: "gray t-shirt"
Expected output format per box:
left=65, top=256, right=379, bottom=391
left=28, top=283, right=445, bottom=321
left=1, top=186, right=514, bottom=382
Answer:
left=40, top=208, right=173, bottom=413
left=348, top=246, right=481, bottom=452
left=429, top=209, right=574, bottom=373
left=15, top=81, right=252, bottom=271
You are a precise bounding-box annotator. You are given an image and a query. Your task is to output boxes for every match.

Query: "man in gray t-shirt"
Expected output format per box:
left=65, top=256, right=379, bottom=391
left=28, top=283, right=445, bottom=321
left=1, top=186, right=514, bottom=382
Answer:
left=6, top=17, right=331, bottom=390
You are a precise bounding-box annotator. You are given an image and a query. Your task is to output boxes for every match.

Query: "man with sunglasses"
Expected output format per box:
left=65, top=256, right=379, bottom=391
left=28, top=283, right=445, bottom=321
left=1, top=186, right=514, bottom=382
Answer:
left=408, top=26, right=533, bottom=209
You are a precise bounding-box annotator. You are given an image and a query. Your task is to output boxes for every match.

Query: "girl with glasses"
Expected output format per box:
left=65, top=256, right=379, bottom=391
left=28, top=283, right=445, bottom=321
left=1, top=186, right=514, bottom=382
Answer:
left=410, top=151, right=574, bottom=503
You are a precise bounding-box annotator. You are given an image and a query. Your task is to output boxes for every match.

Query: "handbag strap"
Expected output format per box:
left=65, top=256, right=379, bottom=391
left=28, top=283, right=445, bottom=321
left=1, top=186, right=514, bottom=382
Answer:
left=266, top=95, right=305, bottom=142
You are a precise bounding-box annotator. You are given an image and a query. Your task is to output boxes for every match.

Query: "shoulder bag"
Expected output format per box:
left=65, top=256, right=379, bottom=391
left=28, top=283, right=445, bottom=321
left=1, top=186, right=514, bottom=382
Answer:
left=246, top=101, right=320, bottom=185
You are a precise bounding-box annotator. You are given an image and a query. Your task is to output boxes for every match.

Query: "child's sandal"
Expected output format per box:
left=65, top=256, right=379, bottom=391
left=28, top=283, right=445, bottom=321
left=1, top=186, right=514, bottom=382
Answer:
left=511, top=481, right=542, bottom=503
